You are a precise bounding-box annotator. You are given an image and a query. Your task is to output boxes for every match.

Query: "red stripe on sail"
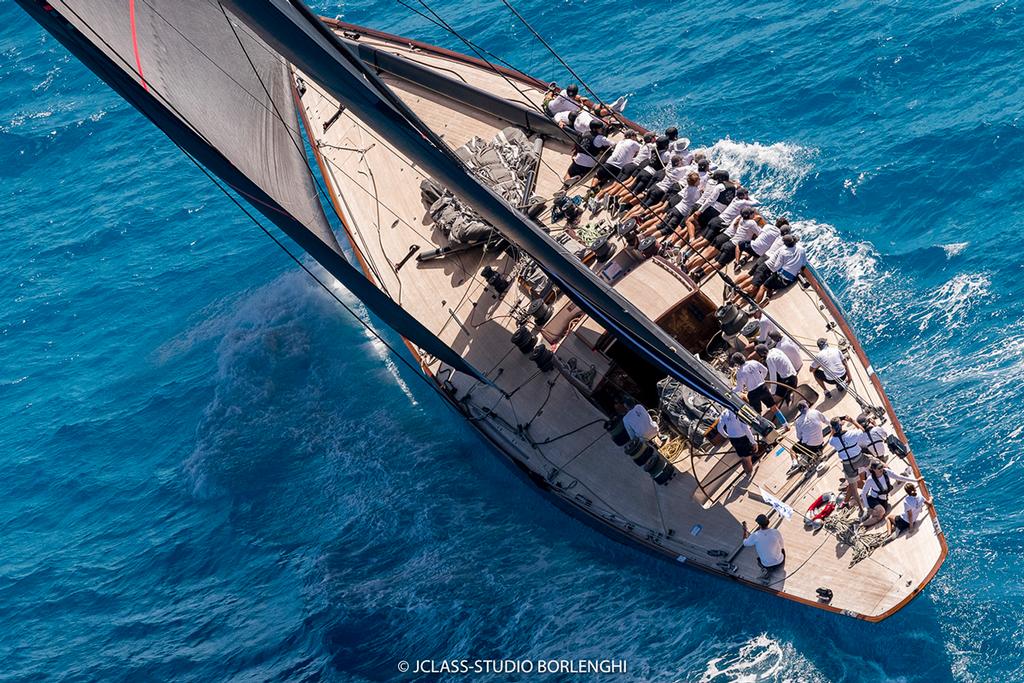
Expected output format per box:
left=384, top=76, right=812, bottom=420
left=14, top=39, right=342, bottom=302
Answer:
left=128, top=0, right=147, bottom=91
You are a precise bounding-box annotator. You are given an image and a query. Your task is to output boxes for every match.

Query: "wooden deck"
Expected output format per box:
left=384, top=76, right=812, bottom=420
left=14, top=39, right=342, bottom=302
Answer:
left=295, top=22, right=946, bottom=620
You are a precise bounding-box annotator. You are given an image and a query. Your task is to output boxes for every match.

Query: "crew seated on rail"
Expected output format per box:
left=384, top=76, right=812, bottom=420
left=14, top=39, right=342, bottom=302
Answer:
left=616, top=155, right=690, bottom=217
left=591, top=129, right=640, bottom=190
left=595, top=131, right=657, bottom=201
left=544, top=82, right=584, bottom=116
left=563, top=119, right=613, bottom=187
left=635, top=171, right=702, bottom=247
left=728, top=220, right=793, bottom=301
left=685, top=207, right=760, bottom=276
left=599, top=128, right=677, bottom=202
left=728, top=233, right=806, bottom=305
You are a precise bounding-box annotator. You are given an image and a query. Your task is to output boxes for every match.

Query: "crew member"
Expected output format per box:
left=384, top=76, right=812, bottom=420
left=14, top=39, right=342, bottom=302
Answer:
left=829, top=417, right=867, bottom=511
left=810, top=337, right=851, bottom=400
left=716, top=407, right=758, bottom=476
left=743, top=513, right=785, bottom=577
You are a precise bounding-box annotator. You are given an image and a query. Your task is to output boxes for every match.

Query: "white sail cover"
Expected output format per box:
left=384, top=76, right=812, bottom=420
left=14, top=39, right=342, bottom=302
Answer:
left=49, top=0, right=339, bottom=251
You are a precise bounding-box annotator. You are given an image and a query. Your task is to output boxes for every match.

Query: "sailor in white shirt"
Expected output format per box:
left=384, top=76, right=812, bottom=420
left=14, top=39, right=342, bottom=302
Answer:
left=767, top=330, right=804, bottom=374
left=637, top=171, right=702, bottom=246
left=745, top=219, right=781, bottom=259
left=886, top=482, right=930, bottom=536
left=545, top=84, right=581, bottom=116
left=829, top=417, right=868, bottom=510
left=564, top=120, right=613, bottom=184
left=855, top=414, right=889, bottom=459
left=572, top=108, right=598, bottom=136
left=729, top=219, right=793, bottom=302
left=595, top=132, right=660, bottom=202
left=713, top=188, right=759, bottom=230
left=743, top=514, right=785, bottom=572
left=741, top=312, right=780, bottom=349
left=685, top=207, right=760, bottom=273
left=619, top=398, right=660, bottom=441
left=593, top=130, right=640, bottom=187
left=730, top=351, right=777, bottom=416
left=860, top=459, right=923, bottom=526
left=756, top=234, right=807, bottom=303
left=716, top=407, right=757, bottom=474
left=645, top=155, right=690, bottom=204
left=789, top=401, right=829, bottom=472
left=810, top=337, right=850, bottom=400
left=755, top=343, right=798, bottom=408
left=794, top=402, right=829, bottom=451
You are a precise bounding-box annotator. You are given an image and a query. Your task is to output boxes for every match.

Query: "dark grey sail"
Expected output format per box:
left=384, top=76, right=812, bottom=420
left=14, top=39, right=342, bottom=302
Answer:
left=17, top=0, right=486, bottom=383
left=222, top=0, right=768, bottom=430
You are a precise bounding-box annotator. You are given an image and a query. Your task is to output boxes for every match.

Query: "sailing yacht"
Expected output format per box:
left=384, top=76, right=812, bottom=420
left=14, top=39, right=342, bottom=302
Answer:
left=18, top=0, right=946, bottom=620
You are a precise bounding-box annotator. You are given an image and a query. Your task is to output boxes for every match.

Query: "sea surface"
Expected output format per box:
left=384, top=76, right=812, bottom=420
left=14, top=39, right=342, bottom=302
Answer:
left=1, top=1, right=1022, bottom=681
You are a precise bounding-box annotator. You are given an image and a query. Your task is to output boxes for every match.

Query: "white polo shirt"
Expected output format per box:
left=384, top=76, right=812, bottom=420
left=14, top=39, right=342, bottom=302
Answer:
left=547, top=89, right=580, bottom=115
left=764, top=347, right=797, bottom=383
left=734, top=360, right=768, bottom=393
left=794, top=408, right=829, bottom=447
left=607, top=138, right=640, bottom=168
left=812, top=345, right=846, bottom=380
left=771, top=334, right=803, bottom=372
left=743, top=528, right=785, bottom=567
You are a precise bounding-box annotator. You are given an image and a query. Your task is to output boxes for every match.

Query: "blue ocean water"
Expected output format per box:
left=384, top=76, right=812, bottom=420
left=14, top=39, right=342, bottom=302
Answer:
left=1, top=0, right=1022, bottom=680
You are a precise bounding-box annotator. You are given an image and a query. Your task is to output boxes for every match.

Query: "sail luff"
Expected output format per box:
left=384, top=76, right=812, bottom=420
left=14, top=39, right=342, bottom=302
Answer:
left=223, top=0, right=765, bottom=428
left=18, top=0, right=487, bottom=384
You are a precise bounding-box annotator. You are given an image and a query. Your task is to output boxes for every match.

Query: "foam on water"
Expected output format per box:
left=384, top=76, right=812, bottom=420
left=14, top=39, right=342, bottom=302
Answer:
left=5, top=0, right=1024, bottom=680
left=699, top=634, right=827, bottom=683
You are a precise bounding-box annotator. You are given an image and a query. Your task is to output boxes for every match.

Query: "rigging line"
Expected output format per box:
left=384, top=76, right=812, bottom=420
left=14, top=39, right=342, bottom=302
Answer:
left=390, top=0, right=521, bottom=73
left=177, top=147, right=447, bottom=398
left=138, top=0, right=304, bottom=139
left=217, top=3, right=396, bottom=300
left=414, top=1, right=875, bottom=406
left=55, top=1, right=471, bottom=406
left=496, top=0, right=633, bottom=132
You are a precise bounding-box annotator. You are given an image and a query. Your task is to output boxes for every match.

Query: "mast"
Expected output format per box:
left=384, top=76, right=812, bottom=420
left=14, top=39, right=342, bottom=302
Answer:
left=222, top=0, right=770, bottom=432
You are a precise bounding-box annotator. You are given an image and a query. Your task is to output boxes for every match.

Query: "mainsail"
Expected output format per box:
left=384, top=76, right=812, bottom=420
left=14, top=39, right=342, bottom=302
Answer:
left=221, top=0, right=768, bottom=430
left=18, top=0, right=485, bottom=383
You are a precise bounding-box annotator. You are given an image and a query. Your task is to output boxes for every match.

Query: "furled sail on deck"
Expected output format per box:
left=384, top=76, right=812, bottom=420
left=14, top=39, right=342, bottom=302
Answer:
left=18, top=0, right=485, bottom=383
left=222, top=0, right=769, bottom=430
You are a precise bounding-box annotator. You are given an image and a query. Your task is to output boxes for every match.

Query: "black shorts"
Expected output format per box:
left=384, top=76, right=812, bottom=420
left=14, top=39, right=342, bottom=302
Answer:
left=775, top=374, right=798, bottom=401
left=813, top=368, right=848, bottom=386
left=632, top=170, right=657, bottom=193
left=751, top=262, right=773, bottom=287
left=716, top=242, right=738, bottom=266
left=765, top=270, right=798, bottom=292
left=747, top=384, right=775, bottom=411
left=566, top=161, right=593, bottom=179
left=739, top=240, right=757, bottom=256
left=619, top=161, right=639, bottom=178
left=702, top=212, right=725, bottom=232
left=730, top=436, right=755, bottom=459
left=595, top=163, right=622, bottom=183
left=758, top=549, right=786, bottom=571
left=659, top=207, right=685, bottom=235
left=866, top=495, right=891, bottom=512
left=697, top=207, right=721, bottom=229
left=644, top=186, right=669, bottom=206
left=893, top=516, right=911, bottom=532
left=712, top=232, right=733, bottom=250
